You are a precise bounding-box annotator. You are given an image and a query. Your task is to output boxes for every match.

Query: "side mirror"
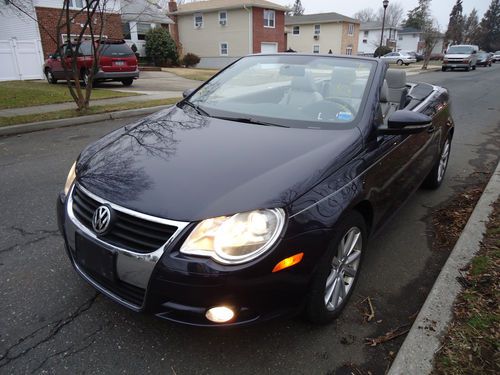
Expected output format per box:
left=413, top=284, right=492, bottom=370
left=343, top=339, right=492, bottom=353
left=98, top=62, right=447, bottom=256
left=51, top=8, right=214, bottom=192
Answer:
left=378, top=110, right=432, bottom=135
left=182, top=88, right=196, bottom=98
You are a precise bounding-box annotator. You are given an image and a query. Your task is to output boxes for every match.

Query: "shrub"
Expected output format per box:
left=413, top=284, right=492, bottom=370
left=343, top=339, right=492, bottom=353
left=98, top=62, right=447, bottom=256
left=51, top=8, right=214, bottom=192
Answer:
left=182, top=53, right=201, bottom=67
left=145, top=27, right=178, bottom=66
left=373, top=46, right=392, bottom=57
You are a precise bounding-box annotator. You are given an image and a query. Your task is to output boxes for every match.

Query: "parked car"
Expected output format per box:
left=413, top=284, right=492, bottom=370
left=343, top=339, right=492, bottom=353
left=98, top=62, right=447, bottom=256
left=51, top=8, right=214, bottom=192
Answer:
left=476, top=51, right=492, bottom=67
left=403, top=51, right=424, bottom=62
left=380, top=51, right=417, bottom=65
left=57, top=54, right=454, bottom=326
left=492, top=51, right=500, bottom=63
left=44, top=39, right=139, bottom=86
left=442, top=44, right=479, bottom=71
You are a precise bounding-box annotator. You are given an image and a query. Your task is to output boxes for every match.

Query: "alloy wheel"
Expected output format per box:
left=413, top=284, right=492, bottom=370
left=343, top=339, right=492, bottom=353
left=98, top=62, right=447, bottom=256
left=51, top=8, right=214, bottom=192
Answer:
left=437, top=139, right=451, bottom=183
left=324, top=227, right=362, bottom=311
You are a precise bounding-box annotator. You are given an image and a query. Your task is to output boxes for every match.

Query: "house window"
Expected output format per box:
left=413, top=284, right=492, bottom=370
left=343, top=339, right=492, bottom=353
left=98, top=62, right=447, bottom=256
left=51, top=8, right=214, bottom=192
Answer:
left=220, top=42, right=228, bottom=56
left=69, top=0, right=83, bottom=8
left=364, top=30, right=369, bottom=37
left=194, top=13, right=203, bottom=28
left=348, top=23, right=354, bottom=36
left=292, top=26, right=300, bottom=35
left=362, top=39, right=367, bottom=44
left=346, top=45, right=353, bottom=55
left=219, top=11, right=227, bottom=25
left=137, top=23, right=152, bottom=40
left=314, top=24, right=321, bottom=35
left=122, top=23, right=131, bottom=40
left=264, top=10, right=275, bottom=28
left=313, top=45, right=320, bottom=54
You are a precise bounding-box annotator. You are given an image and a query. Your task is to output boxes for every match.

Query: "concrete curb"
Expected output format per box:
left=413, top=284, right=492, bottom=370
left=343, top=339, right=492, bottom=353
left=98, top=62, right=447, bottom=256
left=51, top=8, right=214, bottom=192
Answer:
left=0, top=105, right=172, bottom=137
left=388, top=160, right=500, bottom=375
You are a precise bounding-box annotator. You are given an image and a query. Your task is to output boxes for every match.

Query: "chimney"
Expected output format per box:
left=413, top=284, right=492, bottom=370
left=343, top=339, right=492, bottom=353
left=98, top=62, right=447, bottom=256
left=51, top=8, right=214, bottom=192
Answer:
left=168, top=1, right=182, bottom=56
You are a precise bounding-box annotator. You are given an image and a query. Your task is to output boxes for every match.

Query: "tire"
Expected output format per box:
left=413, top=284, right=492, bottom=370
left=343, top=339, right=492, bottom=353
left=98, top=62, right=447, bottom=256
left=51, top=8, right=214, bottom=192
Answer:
left=441, top=66, right=446, bottom=72
left=82, top=69, right=91, bottom=87
left=472, top=65, right=476, bottom=70
left=422, top=136, right=452, bottom=190
left=305, top=211, right=367, bottom=324
left=405, top=63, right=410, bottom=66
left=397, top=59, right=403, bottom=66
left=465, top=65, right=470, bottom=71
left=45, top=69, right=57, bottom=84
left=121, top=78, right=133, bottom=86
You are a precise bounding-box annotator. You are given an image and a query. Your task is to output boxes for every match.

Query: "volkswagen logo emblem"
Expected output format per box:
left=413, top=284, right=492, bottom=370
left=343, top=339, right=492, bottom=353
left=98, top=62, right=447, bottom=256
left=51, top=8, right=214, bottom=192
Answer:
left=92, top=205, right=112, bottom=234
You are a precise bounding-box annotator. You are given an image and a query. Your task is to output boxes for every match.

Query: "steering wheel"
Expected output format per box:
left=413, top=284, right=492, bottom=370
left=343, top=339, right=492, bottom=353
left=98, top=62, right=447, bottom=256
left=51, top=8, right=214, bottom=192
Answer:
left=303, top=99, right=357, bottom=122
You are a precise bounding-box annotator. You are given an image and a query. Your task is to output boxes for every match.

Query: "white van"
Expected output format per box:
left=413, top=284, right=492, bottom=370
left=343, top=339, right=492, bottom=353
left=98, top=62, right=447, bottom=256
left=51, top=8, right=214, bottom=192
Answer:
left=442, top=45, right=479, bottom=71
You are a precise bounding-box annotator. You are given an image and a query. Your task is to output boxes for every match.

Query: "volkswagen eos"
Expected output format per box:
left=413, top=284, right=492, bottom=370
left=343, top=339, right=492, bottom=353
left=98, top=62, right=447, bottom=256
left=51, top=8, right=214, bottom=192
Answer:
left=57, top=54, right=454, bottom=326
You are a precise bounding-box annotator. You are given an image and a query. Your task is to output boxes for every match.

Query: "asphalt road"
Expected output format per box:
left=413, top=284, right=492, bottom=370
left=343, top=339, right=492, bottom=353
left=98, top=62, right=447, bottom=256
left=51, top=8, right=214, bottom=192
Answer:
left=1, top=65, right=499, bottom=374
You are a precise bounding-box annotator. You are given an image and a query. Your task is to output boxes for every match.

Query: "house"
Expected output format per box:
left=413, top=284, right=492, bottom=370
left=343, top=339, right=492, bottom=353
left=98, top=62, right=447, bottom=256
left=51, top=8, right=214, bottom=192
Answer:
left=397, top=27, right=446, bottom=54
left=168, top=0, right=288, bottom=68
left=285, top=12, right=360, bottom=55
left=121, top=0, right=173, bottom=57
left=358, top=22, right=400, bottom=55
left=0, top=0, right=123, bottom=81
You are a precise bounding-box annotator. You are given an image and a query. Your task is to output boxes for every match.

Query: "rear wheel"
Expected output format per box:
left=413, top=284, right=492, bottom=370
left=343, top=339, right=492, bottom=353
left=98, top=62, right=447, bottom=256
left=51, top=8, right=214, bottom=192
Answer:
left=422, top=137, right=451, bottom=189
left=441, top=66, right=447, bottom=72
left=82, top=69, right=91, bottom=87
left=305, top=211, right=366, bottom=324
left=121, top=78, right=133, bottom=86
left=472, top=65, right=476, bottom=70
left=45, top=69, right=57, bottom=84
left=397, top=59, right=403, bottom=66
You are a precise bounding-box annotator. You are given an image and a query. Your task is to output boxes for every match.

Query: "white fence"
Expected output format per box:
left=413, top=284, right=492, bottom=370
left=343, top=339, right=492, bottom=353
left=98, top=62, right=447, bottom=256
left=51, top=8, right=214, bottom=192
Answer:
left=0, top=39, right=45, bottom=81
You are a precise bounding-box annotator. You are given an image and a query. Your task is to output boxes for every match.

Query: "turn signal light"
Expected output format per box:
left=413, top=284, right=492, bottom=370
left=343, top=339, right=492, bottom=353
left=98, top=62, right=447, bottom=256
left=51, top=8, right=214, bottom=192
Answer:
left=272, top=253, right=304, bottom=273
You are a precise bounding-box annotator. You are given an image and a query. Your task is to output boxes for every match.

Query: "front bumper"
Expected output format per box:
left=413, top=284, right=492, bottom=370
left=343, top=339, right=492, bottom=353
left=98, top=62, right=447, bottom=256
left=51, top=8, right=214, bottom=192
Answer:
left=442, top=62, right=470, bottom=68
left=94, top=69, right=139, bottom=81
left=57, top=186, right=328, bottom=326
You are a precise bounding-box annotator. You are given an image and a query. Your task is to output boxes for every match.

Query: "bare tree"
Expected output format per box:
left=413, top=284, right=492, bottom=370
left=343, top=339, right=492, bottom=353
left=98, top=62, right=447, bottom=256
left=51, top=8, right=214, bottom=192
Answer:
left=377, top=1, right=405, bottom=28
left=421, top=19, right=441, bottom=69
left=353, top=8, right=377, bottom=22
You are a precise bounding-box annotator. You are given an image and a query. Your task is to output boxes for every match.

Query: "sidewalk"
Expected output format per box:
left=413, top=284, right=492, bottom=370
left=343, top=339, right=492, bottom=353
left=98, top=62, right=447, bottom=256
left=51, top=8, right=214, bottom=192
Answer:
left=0, top=91, right=180, bottom=117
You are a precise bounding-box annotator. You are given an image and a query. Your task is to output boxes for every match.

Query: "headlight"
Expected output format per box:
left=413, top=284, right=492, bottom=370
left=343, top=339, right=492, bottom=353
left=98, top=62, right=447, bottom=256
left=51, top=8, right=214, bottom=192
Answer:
left=180, top=208, right=286, bottom=264
left=63, top=162, right=76, bottom=197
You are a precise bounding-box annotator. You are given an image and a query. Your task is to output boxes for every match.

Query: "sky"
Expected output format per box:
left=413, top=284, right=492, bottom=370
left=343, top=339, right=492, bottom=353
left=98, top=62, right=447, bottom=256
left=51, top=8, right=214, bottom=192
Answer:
left=274, top=0, right=492, bottom=30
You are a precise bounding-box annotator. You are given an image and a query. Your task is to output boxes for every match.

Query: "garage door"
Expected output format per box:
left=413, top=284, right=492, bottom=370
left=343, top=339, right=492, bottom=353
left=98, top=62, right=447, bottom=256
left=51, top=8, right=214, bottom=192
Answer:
left=0, top=39, right=44, bottom=81
left=261, top=42, right=278, bottom=54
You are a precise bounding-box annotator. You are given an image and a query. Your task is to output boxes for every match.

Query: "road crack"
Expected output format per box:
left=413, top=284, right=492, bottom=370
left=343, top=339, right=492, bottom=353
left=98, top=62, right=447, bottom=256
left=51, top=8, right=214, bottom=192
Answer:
left=0, top=293, right=99, bottom=368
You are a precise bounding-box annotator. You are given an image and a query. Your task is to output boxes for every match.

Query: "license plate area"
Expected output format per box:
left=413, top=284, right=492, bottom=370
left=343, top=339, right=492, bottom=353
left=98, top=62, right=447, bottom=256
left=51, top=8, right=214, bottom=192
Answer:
left=75, top=234, right=115, bottom=281
left=113, top=60, right=125, bottom=66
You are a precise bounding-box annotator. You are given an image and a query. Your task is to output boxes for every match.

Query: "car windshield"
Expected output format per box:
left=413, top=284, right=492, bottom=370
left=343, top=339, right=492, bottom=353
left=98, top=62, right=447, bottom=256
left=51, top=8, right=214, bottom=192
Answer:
left=447, top=46, right=474, bottom=54
left=186, top=55, right=376, bottom=129
left=478, top=52, right=488, bottom=58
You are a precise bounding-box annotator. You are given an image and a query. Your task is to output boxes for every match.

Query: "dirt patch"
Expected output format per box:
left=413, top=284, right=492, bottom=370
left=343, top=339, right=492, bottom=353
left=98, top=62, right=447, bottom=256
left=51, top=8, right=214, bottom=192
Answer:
left=433, top=200, right=500, bottom=374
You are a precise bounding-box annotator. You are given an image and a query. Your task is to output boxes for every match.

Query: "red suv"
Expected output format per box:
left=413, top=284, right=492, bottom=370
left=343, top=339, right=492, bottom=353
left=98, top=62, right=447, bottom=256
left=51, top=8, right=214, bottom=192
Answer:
left=44, top=40, right=139, bottom=86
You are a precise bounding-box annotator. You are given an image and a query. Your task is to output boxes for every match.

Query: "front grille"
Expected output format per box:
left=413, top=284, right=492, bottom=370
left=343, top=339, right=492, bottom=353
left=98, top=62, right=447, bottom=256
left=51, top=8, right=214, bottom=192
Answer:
left=72, top=184, right=178, bottom=253
left=80, top=264, right=146, bottom=307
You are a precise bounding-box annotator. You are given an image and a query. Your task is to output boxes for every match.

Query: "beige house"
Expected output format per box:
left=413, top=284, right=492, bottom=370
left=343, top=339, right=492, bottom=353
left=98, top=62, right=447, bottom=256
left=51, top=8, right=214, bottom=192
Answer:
left=168, top=0, right=287, bottom=68
left=285, top=12, right=360, bottom=55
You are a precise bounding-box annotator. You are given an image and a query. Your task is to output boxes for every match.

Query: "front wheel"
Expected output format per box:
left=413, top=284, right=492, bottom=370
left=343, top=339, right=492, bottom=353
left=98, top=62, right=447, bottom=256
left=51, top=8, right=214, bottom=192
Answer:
left=441, top=66, right=447, bottom=72
left=305, top=211, right=367, bottom=324
left=397, top=59, right=403, bottom=66
left=472, top=65, right=476, bottom=70
left=422, top=137, right=451, bottom=189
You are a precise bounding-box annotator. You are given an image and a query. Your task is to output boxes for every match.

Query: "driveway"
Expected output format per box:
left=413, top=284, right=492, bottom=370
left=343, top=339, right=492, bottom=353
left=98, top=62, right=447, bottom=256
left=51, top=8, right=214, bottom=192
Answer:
left=0, top=66, right=499, bottom=374
left=97, top=70, right=202, bottom=94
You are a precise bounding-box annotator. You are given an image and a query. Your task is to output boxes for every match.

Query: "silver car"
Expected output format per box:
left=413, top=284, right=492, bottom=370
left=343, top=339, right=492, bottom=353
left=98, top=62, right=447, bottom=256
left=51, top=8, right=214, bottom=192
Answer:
left=493, top=51, right=500, bottom=63
left=380, top=51, right=417, bottom=66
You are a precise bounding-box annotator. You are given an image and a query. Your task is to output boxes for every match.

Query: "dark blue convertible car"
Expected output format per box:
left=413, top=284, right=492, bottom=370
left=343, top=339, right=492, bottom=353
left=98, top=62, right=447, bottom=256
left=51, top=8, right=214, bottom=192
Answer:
left=57, top=54, right=454, bottom=326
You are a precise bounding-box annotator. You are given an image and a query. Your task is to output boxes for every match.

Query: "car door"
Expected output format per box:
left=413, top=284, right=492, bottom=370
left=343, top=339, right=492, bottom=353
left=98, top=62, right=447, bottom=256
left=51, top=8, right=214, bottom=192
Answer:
left=49, top=47, right=64, bottom=79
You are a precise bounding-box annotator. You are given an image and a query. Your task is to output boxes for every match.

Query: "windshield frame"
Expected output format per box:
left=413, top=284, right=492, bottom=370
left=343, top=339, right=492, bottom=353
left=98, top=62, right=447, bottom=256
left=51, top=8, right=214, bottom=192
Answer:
left=181, top=54, right=378, bottom=130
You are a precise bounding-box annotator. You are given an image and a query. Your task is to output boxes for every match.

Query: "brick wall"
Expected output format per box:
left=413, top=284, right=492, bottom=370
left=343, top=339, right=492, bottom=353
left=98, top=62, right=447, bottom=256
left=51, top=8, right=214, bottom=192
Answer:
left=35, top=7, right=123, bottom=57
left=252, top=7, right=285, bottom=53
left=340, top=22, right=360, bottom=55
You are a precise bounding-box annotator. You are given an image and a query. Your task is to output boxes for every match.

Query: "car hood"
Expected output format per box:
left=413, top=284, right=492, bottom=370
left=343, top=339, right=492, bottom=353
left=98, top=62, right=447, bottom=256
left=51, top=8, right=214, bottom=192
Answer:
left=444, top=54, right=472, bottom=59
left=76, top=106, right=362, bottom=222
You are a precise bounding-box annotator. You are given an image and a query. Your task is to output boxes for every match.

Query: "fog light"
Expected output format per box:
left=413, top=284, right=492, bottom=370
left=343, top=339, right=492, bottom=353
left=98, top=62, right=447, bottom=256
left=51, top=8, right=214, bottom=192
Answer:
left=205, top=306, right=235, bottom=323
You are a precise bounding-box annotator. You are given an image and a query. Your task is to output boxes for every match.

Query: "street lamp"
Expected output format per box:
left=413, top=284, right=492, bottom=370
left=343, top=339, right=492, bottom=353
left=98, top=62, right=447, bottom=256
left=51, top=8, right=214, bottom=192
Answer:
left=379, top=0, right=389, bottom=49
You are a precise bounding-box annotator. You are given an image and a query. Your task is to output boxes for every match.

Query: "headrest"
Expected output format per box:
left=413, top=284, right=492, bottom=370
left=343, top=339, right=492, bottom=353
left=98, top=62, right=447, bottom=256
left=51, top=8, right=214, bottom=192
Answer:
left=291, top=72, right=317, bottom=92
left=386, top=69, right=407, bottom=89
left=380, top=80, right=389, bottom=103
left=331, top=67, right=357, bottom=85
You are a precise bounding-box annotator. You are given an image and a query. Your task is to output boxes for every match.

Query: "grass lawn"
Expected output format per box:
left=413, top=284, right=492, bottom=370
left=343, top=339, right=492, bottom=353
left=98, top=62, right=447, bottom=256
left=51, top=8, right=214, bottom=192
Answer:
left=0, top=98, right=181, bottom=127
left=434, top=199, right=500, bottom=374
left=162, top=68, right=219, bottom=81
left=0, top=80, right=139, bottom=110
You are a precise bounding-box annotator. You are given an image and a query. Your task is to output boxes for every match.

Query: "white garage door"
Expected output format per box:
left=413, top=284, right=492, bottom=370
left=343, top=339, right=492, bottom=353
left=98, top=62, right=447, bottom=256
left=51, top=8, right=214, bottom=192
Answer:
left=0, top=39, right=44, bottom=81
left=261, top=42, right=278, bottom=54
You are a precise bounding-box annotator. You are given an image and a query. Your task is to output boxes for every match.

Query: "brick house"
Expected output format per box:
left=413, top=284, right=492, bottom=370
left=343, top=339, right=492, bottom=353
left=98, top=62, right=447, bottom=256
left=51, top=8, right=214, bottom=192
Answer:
left=168, top=0, right=287, bottom=68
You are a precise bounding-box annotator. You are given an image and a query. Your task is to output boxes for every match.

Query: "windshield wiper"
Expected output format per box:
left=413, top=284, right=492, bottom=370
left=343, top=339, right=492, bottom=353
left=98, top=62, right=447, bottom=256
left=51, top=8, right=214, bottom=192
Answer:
left=214, top=116, right=289, bottom=128
left=181, top=100, right=210, bottom=117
